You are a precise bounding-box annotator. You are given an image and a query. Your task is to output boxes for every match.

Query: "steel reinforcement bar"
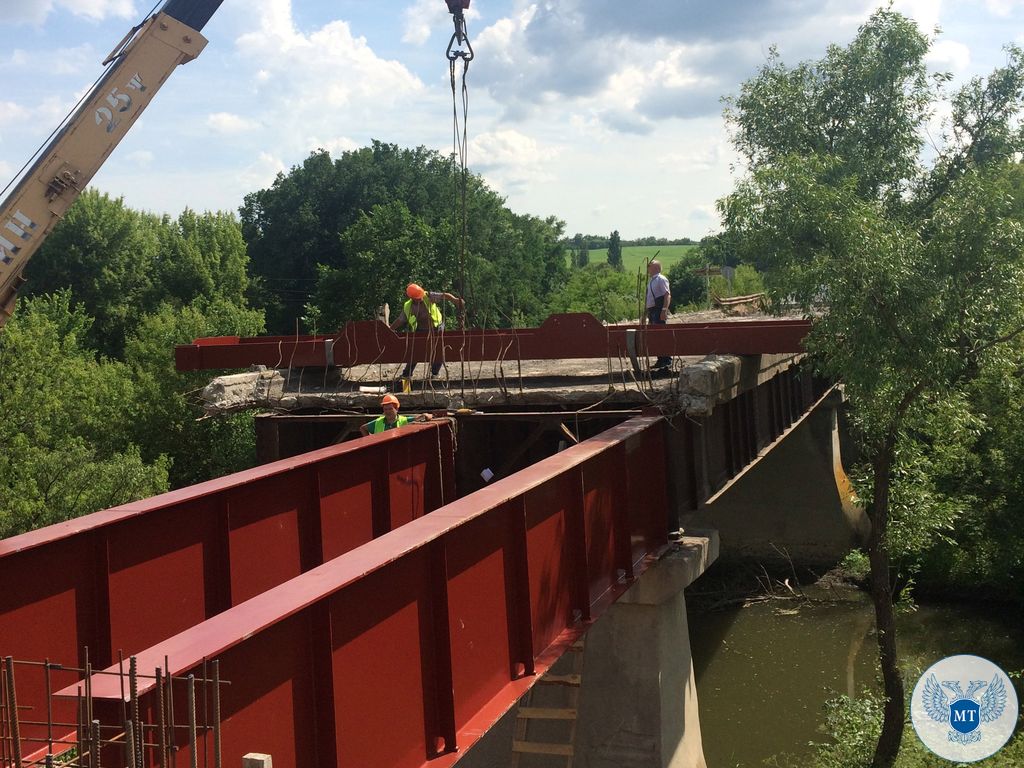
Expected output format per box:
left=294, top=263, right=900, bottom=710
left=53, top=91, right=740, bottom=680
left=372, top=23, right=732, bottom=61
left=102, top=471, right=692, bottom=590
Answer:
left=174, top=313, right=811, bottom=371
left=0, top=424, right=454, bottom=759
left=70, top=416, right=669, bottom=768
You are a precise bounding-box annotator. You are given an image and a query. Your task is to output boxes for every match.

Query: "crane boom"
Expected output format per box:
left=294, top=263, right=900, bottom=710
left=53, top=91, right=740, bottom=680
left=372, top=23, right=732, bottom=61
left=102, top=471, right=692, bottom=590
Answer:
left=0, top=0, right=224, bottom=328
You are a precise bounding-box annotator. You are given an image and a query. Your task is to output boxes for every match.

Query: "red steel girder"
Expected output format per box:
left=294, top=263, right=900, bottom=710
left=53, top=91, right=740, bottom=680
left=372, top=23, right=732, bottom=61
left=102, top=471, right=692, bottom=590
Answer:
left=174, top=313, right=811, bottom=371
left=64, top=416, right=670, bottom=768
left=0, top=423, right=454, bottom=760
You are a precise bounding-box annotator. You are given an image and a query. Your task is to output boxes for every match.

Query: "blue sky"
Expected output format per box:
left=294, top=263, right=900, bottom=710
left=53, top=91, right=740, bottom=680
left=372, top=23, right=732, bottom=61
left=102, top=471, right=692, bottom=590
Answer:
left=1, top=0, right=1023, bottom=239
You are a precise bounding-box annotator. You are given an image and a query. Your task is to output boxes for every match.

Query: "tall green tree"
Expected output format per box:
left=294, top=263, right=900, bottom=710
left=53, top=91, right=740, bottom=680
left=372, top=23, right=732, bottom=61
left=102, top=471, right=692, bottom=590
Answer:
left=607, top=230, right=623, bottom=270
left=154, top=208, right=251, bottom=308
left=25, top=190, right=159, bottom=358
left=125, top=297, right=265, bottom=488
left=310, top=200, right=452, bottom=330
left=547, top=263, right=638, bottom=322
left=242, top=142, right=567, bottom=332
left=667, top=249, right=710, bottom=309
left=0, top=293, right=169, bottom=537
left=720, top=10, right=1024, bottom=765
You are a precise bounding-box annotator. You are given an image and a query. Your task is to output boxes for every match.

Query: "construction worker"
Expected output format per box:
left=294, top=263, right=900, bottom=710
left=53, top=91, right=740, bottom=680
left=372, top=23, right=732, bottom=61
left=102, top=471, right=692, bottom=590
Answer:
left=359, top=394, right=432, bottom=437
left=390, top=283, right=464, bottom=378
left=645, top=260, right=672, bottom=371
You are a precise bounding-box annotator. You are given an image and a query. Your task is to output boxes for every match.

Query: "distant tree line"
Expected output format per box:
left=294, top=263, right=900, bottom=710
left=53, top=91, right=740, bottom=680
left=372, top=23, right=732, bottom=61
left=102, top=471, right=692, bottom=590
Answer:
left=561, top=233, right=697, bottom=251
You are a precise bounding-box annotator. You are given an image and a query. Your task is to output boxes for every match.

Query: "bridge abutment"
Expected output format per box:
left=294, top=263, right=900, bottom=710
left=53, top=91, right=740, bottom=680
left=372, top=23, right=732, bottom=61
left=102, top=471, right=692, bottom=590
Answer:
left=679, top=389, right=867, bottom=566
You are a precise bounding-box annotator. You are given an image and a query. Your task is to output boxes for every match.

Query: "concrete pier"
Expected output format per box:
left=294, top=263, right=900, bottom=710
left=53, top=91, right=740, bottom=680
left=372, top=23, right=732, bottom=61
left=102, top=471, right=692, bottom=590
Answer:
left=457, top=531, right=718, bottom=768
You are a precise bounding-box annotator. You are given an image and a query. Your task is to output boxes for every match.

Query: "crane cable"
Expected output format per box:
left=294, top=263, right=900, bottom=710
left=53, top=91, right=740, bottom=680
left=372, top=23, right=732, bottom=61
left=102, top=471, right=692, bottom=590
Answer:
left=446, top=2, right=473, bottom=396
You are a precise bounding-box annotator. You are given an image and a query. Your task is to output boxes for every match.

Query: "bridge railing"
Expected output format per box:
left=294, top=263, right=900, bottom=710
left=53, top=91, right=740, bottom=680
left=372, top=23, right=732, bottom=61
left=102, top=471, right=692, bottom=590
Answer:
left=0, top=423, right=455, bottom=755
left=73, top=416, right=668, bottom=768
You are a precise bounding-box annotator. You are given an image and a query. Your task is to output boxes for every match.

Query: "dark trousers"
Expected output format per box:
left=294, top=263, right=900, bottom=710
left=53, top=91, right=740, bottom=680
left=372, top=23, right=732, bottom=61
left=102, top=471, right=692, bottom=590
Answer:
left=401, top=326, right=444, bottom=378
left=647, top=308, right=670, bottom=368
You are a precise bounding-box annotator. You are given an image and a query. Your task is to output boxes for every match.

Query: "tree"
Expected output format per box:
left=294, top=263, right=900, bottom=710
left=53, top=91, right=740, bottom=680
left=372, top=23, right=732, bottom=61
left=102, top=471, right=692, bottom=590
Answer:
left=720, top=10, right=1024, bottom=765
left=309, top=201, right=450, bottom=330
left=154, top=209, right=251, bottom=308
left=25, top=190, right=159, bottom=358
left=607, top=230, right=623, bottom=270
left=125, top=297, right=265, bottom=488
left=0, top=293, right=169, bottom=537
left=547, top=264, right=637, bottom=323
left=667, top=249, right=710, bottom=309
left=242, top=142, right=567, bottom=331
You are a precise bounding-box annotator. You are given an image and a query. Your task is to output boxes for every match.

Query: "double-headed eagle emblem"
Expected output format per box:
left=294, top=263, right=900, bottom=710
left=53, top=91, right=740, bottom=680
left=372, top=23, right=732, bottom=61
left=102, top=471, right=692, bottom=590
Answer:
left=922, top=674, right=1008, bottom=745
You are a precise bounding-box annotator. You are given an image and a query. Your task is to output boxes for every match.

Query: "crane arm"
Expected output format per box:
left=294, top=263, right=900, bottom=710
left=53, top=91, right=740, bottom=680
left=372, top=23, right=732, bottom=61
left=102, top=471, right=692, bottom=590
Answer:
left=0, top=0, right=223, bottom=328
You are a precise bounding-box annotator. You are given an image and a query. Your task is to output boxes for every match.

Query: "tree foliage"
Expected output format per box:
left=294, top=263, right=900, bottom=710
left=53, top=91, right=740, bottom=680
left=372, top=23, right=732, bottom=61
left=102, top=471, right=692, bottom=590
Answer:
left=26, top=191, right=251, bottom=358
left=607, top=230, right=623, bottom=270
left=547, top=264, right=639, bottom=323
left=666, top=249, right=708, bottom=309
left=720, top=9, right=1024, bottom=765
left=241, top=142, right=567, bottom=332
left=0, top=293, right=169, bottom=537
left=125, top=298, right=264, bottom=488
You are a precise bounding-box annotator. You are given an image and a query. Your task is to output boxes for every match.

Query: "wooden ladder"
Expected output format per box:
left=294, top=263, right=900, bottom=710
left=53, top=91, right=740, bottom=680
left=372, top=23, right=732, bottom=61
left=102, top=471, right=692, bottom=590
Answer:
left=511, top=640, right=585, bottom=767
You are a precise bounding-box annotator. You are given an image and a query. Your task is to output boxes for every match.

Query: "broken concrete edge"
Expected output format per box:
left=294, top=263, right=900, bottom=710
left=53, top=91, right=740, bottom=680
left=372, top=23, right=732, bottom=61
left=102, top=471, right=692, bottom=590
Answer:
left=197, top=354, right=804, bottom=418
left=620, top=528, right=720, bottom=606
left=676, top=353, right=804, bottom=415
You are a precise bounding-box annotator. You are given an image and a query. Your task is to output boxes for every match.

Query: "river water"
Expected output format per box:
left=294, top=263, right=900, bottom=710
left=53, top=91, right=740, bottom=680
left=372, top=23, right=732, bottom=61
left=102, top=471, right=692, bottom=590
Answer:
left=688, top=589, right=1024, bottom=767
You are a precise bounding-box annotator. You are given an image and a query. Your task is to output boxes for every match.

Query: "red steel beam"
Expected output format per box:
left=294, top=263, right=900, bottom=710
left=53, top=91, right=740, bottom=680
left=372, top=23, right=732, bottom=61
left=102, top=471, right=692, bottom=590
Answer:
left=175, top=313, right=811, bottom=371
left=0, top=423, right=455, bottom=759
left=68, top=416, right=669, bottom=768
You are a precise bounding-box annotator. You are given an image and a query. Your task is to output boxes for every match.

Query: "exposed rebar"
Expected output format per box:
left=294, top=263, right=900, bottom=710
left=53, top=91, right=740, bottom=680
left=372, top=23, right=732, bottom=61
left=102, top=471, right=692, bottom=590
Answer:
left=211, top=661, right=221, bottom=768
left=124, top=721, right=136, bottom=768
left=92, top=719, right=102, bottom=768
left=5, top=657, right=23, bottom=768
left=156, top=668, right=166, bottom=768
left=44, top=658, right=53, bottom=756
left=165, top=655, right=176, bottom=758
left=187, top=675, right=197, bottom=768
left=129, top=657, right=142, bottom=768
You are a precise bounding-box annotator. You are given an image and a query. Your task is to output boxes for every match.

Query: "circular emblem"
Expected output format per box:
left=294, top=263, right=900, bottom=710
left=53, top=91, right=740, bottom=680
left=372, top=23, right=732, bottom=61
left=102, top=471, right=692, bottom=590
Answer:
left=911, top=654, right=1019, bottom=763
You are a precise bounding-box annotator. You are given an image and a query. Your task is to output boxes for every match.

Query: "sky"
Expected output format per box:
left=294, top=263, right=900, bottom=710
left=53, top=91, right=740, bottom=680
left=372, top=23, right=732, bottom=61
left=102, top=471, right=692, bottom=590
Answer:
left=1, top=0, right=1023, bottom=240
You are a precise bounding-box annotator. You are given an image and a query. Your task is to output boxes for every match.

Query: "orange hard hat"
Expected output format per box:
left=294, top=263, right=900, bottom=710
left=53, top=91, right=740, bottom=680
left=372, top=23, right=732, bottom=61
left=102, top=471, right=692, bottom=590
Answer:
left=381, top=394, right=400, bottom=408
left=406, top=283, right=426, bottom=300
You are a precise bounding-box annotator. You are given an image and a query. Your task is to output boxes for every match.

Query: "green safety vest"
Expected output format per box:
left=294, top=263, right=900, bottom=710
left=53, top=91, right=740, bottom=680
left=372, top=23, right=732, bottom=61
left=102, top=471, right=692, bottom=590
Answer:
left=367, top=415, right=411, bottom=434
left=402, top=295, right=443, bottom=332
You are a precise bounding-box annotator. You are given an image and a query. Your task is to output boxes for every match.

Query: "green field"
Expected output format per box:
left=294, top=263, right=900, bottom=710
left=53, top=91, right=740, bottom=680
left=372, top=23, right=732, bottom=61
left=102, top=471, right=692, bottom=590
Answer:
left=568, top=244, right=699, bottom=274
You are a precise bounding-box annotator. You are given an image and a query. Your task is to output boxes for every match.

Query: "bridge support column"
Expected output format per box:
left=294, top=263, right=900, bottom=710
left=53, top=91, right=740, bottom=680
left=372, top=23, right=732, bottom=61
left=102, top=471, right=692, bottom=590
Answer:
left=574, top=532, right=717, bottom=768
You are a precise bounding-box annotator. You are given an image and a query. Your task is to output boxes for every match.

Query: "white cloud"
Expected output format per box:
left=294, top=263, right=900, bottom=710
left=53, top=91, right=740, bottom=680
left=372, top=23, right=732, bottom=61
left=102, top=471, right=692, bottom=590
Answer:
left=62, top=0, right=135, bottom=22
left=663, top=141, right=730, bottom=172
left=233, top=0, right=424, bottom=157
left=239, top=151, right=288, bottom=192
left=984, top=0, right=1024, bottom=17
left=402, top=0, right=447, bottom=45
left=927, top=39, right=971, bottom=73
left=470, top=129, right=559, bottom=191
left=888, top=0, right=942, bottom=34
left=125, top=149, right=153, bottom=168
left=0, top=100, right=29, bottom=126
left=0, top=0, right=135, bottom=25
left=402, top=0, right=482, bottom=45
left=306, top=135, right=359, bottom=156
left=206, top=112, right=259, bottom=135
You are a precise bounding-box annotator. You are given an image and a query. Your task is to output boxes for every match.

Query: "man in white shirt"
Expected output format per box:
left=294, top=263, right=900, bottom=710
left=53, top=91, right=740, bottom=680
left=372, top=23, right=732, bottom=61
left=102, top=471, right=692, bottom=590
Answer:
left=645, top=260, right=672, bottom=370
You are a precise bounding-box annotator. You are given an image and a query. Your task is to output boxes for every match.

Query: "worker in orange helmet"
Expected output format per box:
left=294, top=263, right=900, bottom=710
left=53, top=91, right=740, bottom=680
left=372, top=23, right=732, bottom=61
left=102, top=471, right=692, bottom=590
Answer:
left=390, top=283, right=464, bottom=379
left=359, top=394, right=433, bottom=437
